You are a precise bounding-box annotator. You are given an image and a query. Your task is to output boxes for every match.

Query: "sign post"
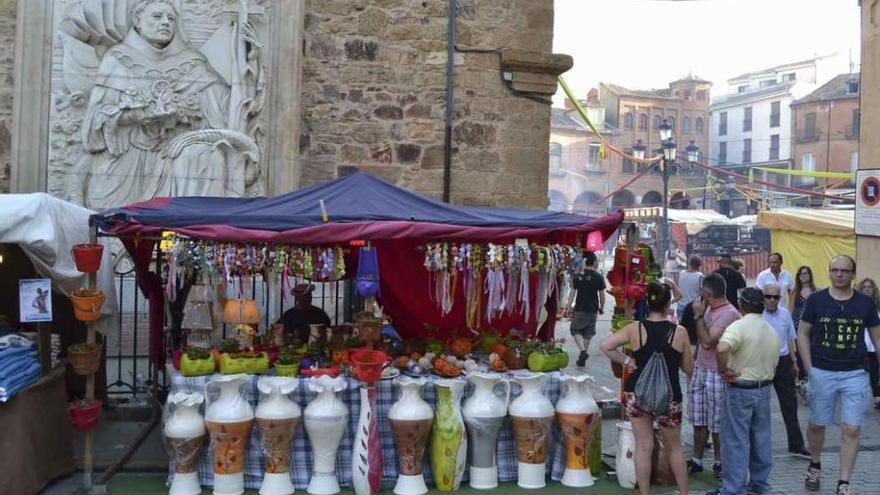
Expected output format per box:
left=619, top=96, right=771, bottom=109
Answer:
left=856, top=170, right=880, bottom=237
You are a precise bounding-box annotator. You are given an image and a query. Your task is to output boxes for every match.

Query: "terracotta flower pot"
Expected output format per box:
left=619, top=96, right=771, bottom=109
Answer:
left=68, top=343, right=102, bottom=376
left=71, top=243, right=103, bottom=273
left=71, top=288, right=105, bottom=322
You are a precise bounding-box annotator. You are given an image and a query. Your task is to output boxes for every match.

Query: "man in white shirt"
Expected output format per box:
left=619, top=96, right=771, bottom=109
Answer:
left=756, top=252, right=795, bottom=309
left=676, top=256, right=704, bottom=323
left=762, top=282, right=809, bottom=458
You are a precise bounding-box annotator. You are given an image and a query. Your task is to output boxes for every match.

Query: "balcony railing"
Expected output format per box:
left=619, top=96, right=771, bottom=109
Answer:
left=797, top=132, right=821, bottom=144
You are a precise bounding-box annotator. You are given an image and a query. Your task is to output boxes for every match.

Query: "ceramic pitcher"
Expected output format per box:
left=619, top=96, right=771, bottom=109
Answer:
left=616, top=421, right=637, bottom=489
left=508, top=372, right=554, bottom=489
left=430, top=378, right=467, bottom=492
left=461, top=372, right=510, bottom=490
left=165, top=391, right=207, bottom=495
left=388, top=377, right=433, bottom=495
left=556, top=374, right=601, bottom=487
left=304, top=375, right=349, bottom=495
left=256, top=377, right=301, bottom=495
left=205, top=374, right=254, bottom=495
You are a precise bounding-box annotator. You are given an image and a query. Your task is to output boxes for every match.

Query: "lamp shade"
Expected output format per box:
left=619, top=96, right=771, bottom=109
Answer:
left=663, top=140, right=677, bottom=161
left=685, top=140, right=700, bottom=164
left=632, top=139, right=647, bottom=160
left=182, top=285, right=216, bottom=330
left=659, top=119, right=673, bottom=141
left=223, top=299, right=260, bottom=325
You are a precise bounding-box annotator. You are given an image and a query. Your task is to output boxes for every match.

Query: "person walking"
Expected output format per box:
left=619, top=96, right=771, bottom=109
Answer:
left=856, top=278, right=880, bottom=409
left=601, top=282, right=694, bottom=495
left=713, top=255, right=747, bottom=310
left=757, top=253, right=795, bottom=309
left=761, top=282, right=809, bottom=458
left=664, top=240, right=687, bottom=282
left=689, top=273, right=741, bottom=479
left=568, top=250, right=606, bottom=367
left=706, top=287, right=781, bottom=495
left=790, top=265, right=817, bottom=381
left=798, top=255, right=880, bottom=494
left=676, top=256, right=704, bottom=323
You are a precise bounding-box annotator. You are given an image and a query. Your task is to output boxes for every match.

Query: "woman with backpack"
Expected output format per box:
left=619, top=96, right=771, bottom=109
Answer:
left=601, top=282, right=694, bottom=495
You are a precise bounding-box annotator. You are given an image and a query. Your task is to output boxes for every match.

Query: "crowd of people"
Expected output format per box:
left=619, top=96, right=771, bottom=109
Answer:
left=573, top=252, right=880, bottom=495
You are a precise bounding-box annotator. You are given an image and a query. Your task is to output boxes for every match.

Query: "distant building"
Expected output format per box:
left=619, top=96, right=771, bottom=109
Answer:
left=790, top=73, right=860, bottom=205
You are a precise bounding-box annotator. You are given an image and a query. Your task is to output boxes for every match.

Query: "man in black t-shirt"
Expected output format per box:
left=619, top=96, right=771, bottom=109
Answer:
left=567, top=250, right=606, bottom=367
left=277, top=283, right=332, bottom=343
left=713, top=254, right=747, bottom=309
left=798, top=255, right=880, bottom=494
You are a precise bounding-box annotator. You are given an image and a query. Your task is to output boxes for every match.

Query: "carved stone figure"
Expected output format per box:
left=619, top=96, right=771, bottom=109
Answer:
left=52, top=0, right=267, bottom=209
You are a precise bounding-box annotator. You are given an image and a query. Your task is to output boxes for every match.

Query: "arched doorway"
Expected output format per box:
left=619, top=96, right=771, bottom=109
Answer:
left=547, top=190, right=567, bottom=212
left=641, top=190, right=662, bottom=207
left=611, top=189, right=636, bottom=209
left=670, top=192, right=691, bottom=209
left=572, top=191, right=603, bottom=215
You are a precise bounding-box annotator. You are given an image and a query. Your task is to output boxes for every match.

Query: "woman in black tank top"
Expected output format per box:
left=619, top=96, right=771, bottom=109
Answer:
left=601, top=282, right=694, bottom=495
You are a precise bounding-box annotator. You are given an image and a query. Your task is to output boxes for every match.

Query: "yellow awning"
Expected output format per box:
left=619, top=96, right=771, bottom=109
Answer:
left=757, top=208, right=854, bottom=237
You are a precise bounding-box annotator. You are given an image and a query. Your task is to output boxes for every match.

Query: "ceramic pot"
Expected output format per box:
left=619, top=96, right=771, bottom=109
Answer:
left=615, top=422, right=637, bottom=489
left=304, top=375, right=349, bottom=495
left=256, top=377, right=302, bottom=495
left=164, top=392, right=207, bottom=495
left=461, top=372, right=510, bottom=490
left=555, top=374, right=600, bottom=487
left=205, top=374, right=254, bottom=495
left=352, top=383, right=382, bottom=495
left=388, top=377, right=433, bottom=495
left=430, top=378, right=467, bottom=492
left=508, top=372, right=554, bottom=489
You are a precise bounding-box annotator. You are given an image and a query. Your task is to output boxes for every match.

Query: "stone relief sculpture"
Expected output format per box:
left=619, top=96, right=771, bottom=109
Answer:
left=52, top=0, right=267, bottom=210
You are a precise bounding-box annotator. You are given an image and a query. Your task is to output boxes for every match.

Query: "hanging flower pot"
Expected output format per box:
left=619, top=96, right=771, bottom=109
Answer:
left=71, top=288, right=105, bottom=322
left=71, top=243, right=104, bottom=273
left=69, top=399, right=103, bottom=431
left=68, top=343, right=102, bottom=376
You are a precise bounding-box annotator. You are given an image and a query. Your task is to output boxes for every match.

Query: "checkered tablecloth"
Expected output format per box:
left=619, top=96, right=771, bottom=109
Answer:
left=168, top=371, right=577, bottom=490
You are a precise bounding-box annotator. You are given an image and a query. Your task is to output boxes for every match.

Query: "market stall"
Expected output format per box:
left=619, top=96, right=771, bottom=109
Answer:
left=90, top=173, right=623, bottom=493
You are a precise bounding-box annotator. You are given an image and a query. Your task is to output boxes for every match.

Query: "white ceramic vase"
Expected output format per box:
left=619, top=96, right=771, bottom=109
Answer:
left=615, top=421, right=637, bottom=489
left=388, top=377, right=433, bottom=495
left=256, top=377, right=302, bottom=495
left=304, top=375, right=349, bottom=495
left=508, top=372, right=554, bottom=489
left=461, top=372, right=510, bottom=490
left=556, top=374, right=601, bottom=487
left=429, top=378, right=467, bottom=492
left=165, top=391, right=207, bottom=495
left=205, top=374, right=254, bottom=495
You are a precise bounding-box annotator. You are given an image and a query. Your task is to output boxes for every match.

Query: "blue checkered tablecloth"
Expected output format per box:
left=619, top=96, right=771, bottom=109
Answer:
left=168, top=371, right=576, bottom=489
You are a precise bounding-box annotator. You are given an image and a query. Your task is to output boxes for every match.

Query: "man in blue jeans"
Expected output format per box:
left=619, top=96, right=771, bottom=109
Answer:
left=706, top=287, right=781, bottom=495
left=798, top=255, right=880, bottom=495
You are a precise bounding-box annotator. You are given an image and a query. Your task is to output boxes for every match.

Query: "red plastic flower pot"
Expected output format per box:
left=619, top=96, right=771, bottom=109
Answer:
left=350, top=348, right=389, bottom=384
left=71, top=244, right=104, bottom=273
left=69, top=399, right=103, bottom=431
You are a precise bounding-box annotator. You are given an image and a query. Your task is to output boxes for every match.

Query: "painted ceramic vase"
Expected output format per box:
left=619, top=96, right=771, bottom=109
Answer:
left=508, top=372, right=554, bottom=489
left=616, top=421, right=637, bottom=489
left=461, top=372, right=510, bottom=490
left=304, top=375, right=349, bottom=495
left=352, top=383, right=382, bottom=495
left=555, top=374, right=601, bottom=487
left=429, top=378, right=467, bottom=492
left=164, top=391, right=207, bottom=495
left=388, top=377, right=433, bottom=495
left=205, top=374, right=254, bottom=495
left=256, top=377, right=301, bottom=495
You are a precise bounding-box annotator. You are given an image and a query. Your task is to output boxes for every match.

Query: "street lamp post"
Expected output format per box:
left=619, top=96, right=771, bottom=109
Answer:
left=658, top=120, right=676, bottom=262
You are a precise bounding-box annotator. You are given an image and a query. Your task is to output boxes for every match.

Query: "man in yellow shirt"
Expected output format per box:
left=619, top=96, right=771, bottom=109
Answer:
left=707, top=287, right=781, bottom=495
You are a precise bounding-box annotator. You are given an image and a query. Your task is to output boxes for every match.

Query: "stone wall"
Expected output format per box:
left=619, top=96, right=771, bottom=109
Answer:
left=858, top=2, right=880, bottom=274
left=0, top=0, right=14, bottom=193
left=299, top=0, right=556, bottom=208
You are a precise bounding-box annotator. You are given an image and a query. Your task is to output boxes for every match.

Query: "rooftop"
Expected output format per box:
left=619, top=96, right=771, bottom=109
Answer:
left=601, top=82, right=673, bottom=99
left=728, top=56, right=819, bottom=82
left=551, top=107, right=617, bottom=133
left=792, top=73, right=860, bottom=105
left=671, top=70, right=712, bottom=85
left=710, top=81, right=796, bottom=109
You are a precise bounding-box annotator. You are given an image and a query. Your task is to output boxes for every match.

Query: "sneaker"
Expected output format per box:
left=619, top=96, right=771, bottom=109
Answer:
left=789, top=447, right=811, bottom=459
left=576, top=351, right=588, bottom=367
left=805, top=466, right=821, bottom=491
left=687, top=459, right=704, bottom=475
left=713, top=462, right=722, bottom=481
left=836, top=482, right=851, bottom=495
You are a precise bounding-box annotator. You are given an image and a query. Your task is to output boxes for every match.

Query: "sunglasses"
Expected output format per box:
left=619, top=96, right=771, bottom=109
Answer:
left=764, top=295, right=781, bottom=300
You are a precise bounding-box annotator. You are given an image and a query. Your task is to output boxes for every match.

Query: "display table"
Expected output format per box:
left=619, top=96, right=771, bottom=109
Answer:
left=169, top=371, right=579, bottom=490
left=0, top=365, right=74, bottom=495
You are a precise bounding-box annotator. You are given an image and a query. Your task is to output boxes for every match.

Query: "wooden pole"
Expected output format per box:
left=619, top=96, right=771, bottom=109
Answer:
left=37, top=321, right=51, bottom=376
left=83, top=224, right=98, bottom=491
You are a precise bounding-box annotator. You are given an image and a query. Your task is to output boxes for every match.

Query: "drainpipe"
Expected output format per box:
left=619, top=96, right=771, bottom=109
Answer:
left=442, top=0, right=457, bottom=203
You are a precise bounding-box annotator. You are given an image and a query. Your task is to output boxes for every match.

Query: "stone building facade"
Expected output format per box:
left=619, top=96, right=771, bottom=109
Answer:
left=2, top=0, right=570, bottom=211
left=0, top=0, right=14, bottom=193
left=858, top=1, right=880, bottom=276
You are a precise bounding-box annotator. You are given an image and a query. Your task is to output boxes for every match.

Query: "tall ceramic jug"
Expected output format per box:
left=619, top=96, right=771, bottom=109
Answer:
left=430, top=378, right=467, bottom=492
left=205, top=374, right=254, bottom=495
left=615, top=421, right=637, bottom=489
left=508, top=372, right=554, bottom=489
left=304, top=375, right=349, bottom=495
left=461, top=373, right=510, bottom=490
left=165, top=391, right=207, bottom=495
left=256, top=377, right=302, bottom=495
left=555, top=374, right=601, bottom=487
left=388, top=377, right=433, bottom=495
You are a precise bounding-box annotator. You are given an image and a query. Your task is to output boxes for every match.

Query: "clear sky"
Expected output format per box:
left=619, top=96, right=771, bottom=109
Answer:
left=552, top=0, right=861, bottom=106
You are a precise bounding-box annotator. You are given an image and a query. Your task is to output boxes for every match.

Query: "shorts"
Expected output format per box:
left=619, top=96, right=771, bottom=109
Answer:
left=570, top=311, right=598, bottom=339
left=806, top=367, right=872, bottom=427
left=687, top=366, right=725, bottom=432
left=624, top=392, right=683, bottom=428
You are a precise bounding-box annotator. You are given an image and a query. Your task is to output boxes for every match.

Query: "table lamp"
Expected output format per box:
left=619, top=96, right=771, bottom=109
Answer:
left=223, top=299, right=260, bottom=350
left=182, top=285, right=216, bottom=347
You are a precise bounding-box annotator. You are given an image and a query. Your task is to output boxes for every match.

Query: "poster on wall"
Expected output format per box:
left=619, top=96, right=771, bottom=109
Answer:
left=19, top=279, right=53, bottom=323
left=856, top=170, right=880, bottom=237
